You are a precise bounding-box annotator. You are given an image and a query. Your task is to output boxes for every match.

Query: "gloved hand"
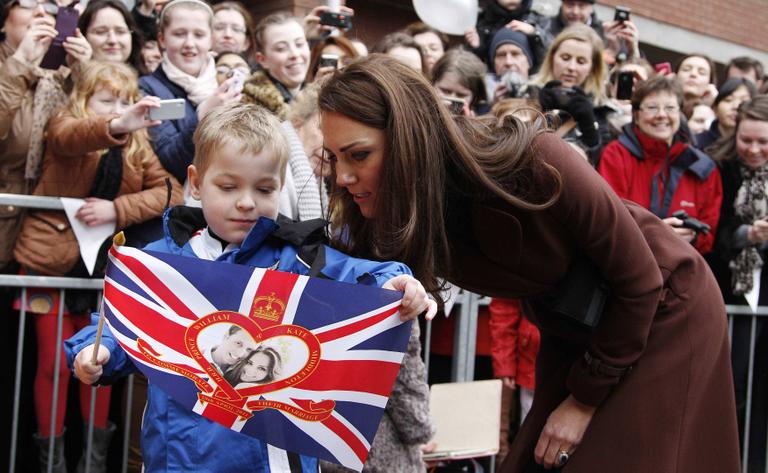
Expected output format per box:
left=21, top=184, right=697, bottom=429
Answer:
left=562, top=87, right=599, bottom=148
left=538, top=80, right=567, bottom=111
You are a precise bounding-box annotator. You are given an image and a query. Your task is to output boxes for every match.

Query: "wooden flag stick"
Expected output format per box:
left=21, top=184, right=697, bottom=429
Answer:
left=91, top=231, right=126, bottom=364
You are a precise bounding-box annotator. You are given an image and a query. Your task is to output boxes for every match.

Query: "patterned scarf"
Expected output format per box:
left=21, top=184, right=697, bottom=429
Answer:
left=25, top=69, right=68, bottom=181
left=730, top=163, right=768, bottom=295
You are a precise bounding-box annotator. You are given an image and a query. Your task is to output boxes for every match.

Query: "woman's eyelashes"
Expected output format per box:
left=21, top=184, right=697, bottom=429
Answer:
left=350, top=151, right=369, bottom=161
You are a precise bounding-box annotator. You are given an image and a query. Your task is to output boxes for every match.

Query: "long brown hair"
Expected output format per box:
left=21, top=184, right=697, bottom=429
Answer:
left=710, top=95, right=768, bottom=162
left=318, top=54, right=561, bottom=297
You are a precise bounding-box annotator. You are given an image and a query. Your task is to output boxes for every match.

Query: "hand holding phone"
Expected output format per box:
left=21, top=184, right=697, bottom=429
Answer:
left=148, top=98, right=186, bottom=121
left=226, top=69, right=247, bottom=94
left=319, top=54, right=339, bottom=69
left=40, top=6, right=80, bottom=70
left=319, top=11, right=353, bottom=30
left=654, top=62, right=672, bottom=76
left=614, top=6, right=631, bottom=23
left=616, top=71, right=634, bottom=100
left=443, top=96, right=466, bottom=115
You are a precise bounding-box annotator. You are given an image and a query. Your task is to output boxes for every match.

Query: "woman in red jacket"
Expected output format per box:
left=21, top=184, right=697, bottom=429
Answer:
left=598, top=76, right=722, bottom=254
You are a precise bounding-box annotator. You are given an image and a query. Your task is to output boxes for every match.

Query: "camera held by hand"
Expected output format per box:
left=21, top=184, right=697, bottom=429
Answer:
left=672, top=210, right=710, bottom=235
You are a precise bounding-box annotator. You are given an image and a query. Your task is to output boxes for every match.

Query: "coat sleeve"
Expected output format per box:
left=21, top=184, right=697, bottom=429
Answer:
left=319, top=245, right=414, bottom=287
left=46, top=113, right=128, bottom=159
left=597, top=139, right=631, bottom=199
left=488, top=298, right=522, bottom=378
left=384, top=322, right=434, bottom=445
left=139, top=77, right=197, bottom=184
left=113, top=146, right=184, bottom=229
left=64, top=313, right=138, bottom=384
left=0, top=55, right=36, bottom=140
left=537, top=133, right=664, bottom=407
left=692, top=165, right=723, bottom=254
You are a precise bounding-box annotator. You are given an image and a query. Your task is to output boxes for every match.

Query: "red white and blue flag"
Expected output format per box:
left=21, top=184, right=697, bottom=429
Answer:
left=102, top=244, right=411, bottom=471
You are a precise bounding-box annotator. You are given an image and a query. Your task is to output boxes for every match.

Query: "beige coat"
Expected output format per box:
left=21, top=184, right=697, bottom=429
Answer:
left=0, top=44, right=68, bottom=269
left=14, top=112, right=183, bottom=275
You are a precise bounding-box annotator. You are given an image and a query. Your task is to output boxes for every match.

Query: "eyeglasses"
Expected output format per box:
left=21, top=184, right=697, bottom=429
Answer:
left=15, top=0, right=74, bottom=16
left=639, top=105, right=680, bottom=115
left=216, top=65, right=250, bottom=76
left=213, top=23, right=247, bottom=35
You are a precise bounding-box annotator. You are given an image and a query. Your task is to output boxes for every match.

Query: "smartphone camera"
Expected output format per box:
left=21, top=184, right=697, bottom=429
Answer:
left=616, top=71, right=634, bottom=100
left=227, top=69, right=247, bottom=94
left=319, top=11, right=353, bottom=30
left=319, top=54, right=340, bottom=69
left=614, top=6, right=631, bottom=22
left=443, top=97, right=466, bottom=115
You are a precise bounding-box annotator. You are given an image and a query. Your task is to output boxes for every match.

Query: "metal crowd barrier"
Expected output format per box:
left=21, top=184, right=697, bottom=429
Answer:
left=2, top=193, right=767, bottom=473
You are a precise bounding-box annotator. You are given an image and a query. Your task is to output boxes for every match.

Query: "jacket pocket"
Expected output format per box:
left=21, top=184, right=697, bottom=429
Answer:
left=15, top=211, right=79, bottom=275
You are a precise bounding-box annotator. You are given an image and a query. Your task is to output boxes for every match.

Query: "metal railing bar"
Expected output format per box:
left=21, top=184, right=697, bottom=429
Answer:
left=46, top=288, right=66, bottom=473
left=9, top=288, right=27, bottom=473
left=0, top=274, right=103, bottom=289
left=0, top=193, right=63, bottom=210
left=742, top=316, right=758, bottom=473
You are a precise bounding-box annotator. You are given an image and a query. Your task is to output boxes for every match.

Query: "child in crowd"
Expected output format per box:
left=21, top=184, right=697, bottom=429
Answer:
left=224, top=345, right=282, bottom=388
left=139, top=0, right=241, bottom=185
left=65, top=103, right=435, bottom=472
left=13, top=60, right=183, bottom=473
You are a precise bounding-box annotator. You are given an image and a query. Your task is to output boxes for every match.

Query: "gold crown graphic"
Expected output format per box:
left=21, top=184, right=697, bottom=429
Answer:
left=250, top=292, right=286, bottom=321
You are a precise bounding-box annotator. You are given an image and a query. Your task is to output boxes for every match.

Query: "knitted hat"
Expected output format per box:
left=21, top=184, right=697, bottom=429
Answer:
left=488, top=28, right=534, bottom=69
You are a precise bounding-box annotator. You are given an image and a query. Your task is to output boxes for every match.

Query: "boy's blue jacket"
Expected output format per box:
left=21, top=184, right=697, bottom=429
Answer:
left=64, top=207, right=412, bottom=473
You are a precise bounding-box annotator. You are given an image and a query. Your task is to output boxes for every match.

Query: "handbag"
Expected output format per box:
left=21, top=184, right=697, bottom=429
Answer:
left=537, top=252, right=609, bottom=327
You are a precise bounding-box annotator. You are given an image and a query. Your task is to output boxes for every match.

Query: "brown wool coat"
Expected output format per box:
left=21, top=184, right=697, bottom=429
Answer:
left=14, top=112, right=183, bottom=276
left=447, top=133, right=740, bottom=472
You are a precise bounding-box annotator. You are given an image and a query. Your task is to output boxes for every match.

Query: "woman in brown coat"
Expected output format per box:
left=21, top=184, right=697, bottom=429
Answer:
left=319, top=55, right=740, bottom=472
left=13, top=61, right=182, bottom=473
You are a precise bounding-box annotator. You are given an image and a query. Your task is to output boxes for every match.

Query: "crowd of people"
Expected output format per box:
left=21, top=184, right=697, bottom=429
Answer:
left=1, top=0, right=766, bottom=472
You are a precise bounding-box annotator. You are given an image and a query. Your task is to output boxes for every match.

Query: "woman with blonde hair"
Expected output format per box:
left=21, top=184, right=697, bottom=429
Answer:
left=531, top=24, right=614, bottom=164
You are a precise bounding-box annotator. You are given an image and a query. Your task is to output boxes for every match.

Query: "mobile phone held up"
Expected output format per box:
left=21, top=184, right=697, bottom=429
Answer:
left=614, top=6, right=631, bottom=22
left=655, top=62, right=672, bottom=75
left=227, top=69, right=247, bottom=94
left=616, top=71, right=634, bottom=100
left=149, top=99, right=186, bottom=121
left=319, top=11, right=353, bottom=30
left=443, top=97, right=465, bottom=115
left=319, top=54, right=339, bottom=69
left=39, top=6, right=80, bottom=70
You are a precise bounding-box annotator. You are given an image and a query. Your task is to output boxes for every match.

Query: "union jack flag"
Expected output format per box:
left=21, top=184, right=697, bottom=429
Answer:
left=103, top=244, right=412, bottom=471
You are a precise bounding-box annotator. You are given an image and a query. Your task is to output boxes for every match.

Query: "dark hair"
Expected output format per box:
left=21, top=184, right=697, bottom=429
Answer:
left=78, top=0, right=143, bottom=71
left=674, top=54, right=717, bottom=86
left=631, top=76, right=684, bottom=110
left=725, top=56, right=764, bottom=84
left=318, top=54, right=560, bottom=297
left=710, top=95, right=768, bottom=162
left=402, top=21, right=449, bottom=50
left=431, top=48, right=488, bottom=110
left=371, top=32, right=427, bottom=75
left=713, top=78, right=758, bottom=107
left=223, top=346, right=281, bottom=386
left=306, top=35, right=359, bottom=82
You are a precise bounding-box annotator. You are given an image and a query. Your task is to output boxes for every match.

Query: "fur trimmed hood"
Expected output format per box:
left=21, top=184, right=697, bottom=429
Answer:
left=241, top=70, right=291, bottom=120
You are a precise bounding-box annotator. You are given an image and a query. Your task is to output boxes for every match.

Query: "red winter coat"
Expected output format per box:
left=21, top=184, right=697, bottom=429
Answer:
left=488, top=298, right=539, bottom=391
left=598, top=125, right=722, bottom=254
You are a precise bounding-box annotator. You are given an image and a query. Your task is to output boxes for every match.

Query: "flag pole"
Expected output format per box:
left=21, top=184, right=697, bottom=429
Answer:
left=91, top=231, right=125, bottom=364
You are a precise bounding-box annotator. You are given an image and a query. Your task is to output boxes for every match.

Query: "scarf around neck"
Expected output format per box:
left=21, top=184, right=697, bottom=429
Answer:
left=730, top=163, right=768, bottom=295
left=161, top=52, right=218, bottom=106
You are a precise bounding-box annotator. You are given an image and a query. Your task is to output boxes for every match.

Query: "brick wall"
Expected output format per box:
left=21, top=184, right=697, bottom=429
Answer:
left=597, top=0, right=768, bottom=52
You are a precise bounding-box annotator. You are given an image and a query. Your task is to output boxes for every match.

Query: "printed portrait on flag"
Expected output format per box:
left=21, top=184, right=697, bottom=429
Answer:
left=103, top=244, right=413, bottom=471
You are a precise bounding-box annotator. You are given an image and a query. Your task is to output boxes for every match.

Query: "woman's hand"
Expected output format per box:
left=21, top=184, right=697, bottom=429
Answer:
left=748, top=219, right=768, bottom=244
left=501, top=376, right=517, bottom=390
left=74, top=344, right=110, bottom=385
left=109, top=96, right=162, bottom=135
left=534, top=395, right=596, bottom=469
left=75, top=198, right=117, bottom=227
left=383, top=275, right=438, bottom=321
left=313, top=65, right=337, bottom=84
left=603, top=20, right=640, bottom=59
left=197, top=77, right=242, bottom=120
left=12, top=15, right=57, bottom=65
left=662, top=217, right=696, bottom=243
left=63, top=29, right=92, bottom=66
left=464, top=27, right=480, bottom=49
left=302, top=5, right=354, bottom=40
